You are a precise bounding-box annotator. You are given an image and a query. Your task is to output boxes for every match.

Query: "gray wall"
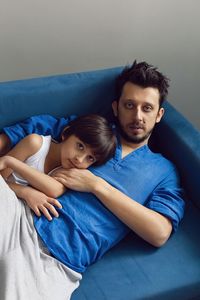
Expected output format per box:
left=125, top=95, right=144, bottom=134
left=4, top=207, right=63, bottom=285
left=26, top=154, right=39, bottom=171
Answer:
left=0, top=0, right=200, bottom=130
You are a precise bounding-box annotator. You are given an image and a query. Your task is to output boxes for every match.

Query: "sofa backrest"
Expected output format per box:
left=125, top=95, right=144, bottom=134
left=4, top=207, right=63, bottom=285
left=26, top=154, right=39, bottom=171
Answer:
left=1, top=67, right=200, bottom=208
left=0, top=67, right=122, bottom=129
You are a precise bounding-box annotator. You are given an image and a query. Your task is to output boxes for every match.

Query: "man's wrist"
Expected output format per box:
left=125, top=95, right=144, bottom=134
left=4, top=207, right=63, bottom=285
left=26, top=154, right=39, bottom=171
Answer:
left=92, top=177, right=112, bottom=197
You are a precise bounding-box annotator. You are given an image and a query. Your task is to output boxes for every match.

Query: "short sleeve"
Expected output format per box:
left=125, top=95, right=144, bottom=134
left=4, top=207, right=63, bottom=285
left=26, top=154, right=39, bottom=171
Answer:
left=146, top=169, right=185, bottom=232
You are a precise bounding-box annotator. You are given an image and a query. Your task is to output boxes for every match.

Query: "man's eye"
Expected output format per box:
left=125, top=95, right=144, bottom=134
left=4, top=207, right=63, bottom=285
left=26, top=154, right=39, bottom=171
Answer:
left=77, top=142, right=84, bottom=150
left=125, top=102, right=133, bottom=109
left=144, top=105, right=152, bottom=112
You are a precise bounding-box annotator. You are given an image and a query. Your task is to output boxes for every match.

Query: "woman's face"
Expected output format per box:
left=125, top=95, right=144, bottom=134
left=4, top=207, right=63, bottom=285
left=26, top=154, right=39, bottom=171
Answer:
left=60, top=135, right=96, bottom=169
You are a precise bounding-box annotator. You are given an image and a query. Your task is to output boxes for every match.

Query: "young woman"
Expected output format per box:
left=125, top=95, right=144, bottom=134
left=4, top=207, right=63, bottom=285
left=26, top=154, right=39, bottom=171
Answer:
left=0, top=114, right=116, bottom=220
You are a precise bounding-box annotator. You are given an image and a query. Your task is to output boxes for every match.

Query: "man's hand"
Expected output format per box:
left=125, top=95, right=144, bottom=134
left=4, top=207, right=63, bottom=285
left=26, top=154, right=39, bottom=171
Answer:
left=51, top=168, right=100, bottom=193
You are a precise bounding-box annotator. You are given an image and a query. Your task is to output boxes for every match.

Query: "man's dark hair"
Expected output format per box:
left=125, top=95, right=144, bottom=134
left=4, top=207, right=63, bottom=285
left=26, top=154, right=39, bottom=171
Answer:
left=62, top=114, right=116, bottom=166
left=116, top=60, right=170, bottom=106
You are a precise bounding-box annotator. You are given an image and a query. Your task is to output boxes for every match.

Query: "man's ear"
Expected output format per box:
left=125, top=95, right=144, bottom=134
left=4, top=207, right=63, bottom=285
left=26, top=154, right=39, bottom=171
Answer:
left=156, top=107, right=165, bottom=124
left=112, top=101, right=118, bottom=117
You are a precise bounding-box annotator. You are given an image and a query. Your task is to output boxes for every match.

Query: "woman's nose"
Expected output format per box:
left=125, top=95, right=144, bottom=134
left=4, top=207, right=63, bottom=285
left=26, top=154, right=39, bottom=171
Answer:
left=75, top=155, right=85, bottom=164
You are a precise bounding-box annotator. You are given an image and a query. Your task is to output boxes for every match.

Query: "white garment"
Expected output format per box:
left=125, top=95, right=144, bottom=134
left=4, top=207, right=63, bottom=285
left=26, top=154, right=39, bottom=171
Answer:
left=11, top=135, right=52, bottom=185
left=0, top=175, right=82, bottom=300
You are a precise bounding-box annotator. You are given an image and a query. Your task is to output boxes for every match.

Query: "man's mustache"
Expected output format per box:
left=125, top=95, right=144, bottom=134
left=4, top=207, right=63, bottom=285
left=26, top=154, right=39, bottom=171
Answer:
left=128, top=123, right=145, bottom=130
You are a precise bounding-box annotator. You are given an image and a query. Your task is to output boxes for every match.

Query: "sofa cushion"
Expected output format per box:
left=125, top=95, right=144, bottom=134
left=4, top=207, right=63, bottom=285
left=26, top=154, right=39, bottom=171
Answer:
left=72, top=201, right=200, bottom=300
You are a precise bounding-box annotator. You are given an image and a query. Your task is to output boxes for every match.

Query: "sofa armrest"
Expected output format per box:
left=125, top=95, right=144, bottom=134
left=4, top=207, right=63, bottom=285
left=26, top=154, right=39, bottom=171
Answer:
left=152, top=101, right=200, bottom=207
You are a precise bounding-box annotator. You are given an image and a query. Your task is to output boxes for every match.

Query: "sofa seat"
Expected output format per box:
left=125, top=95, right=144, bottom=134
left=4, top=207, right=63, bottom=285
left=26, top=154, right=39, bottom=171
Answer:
left=72, top=201, right=200, bottom=300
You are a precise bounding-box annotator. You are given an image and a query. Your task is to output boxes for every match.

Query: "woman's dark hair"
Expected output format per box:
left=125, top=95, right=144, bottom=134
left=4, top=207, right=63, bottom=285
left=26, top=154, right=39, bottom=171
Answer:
left=62, top=114, right=117, bottom=166
left=116, top=60, right=170, bottom=106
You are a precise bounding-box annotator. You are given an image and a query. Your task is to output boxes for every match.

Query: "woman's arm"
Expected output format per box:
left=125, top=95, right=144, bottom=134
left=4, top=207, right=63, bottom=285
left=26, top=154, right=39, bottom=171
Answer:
left=0, top=134, right=44, bottom=179
left=0, top=155, right=66, bottom=198
left=0, top=134, right=66, bottom=197
left=8, top=182, right=62, bottom=221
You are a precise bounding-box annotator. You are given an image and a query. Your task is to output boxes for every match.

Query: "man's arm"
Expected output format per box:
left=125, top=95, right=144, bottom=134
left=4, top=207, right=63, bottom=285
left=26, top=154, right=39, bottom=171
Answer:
left=1, top=114, right=76, bottom=150
left=91, top=177, right=172, bottom=247
left=52, top=168, right=173, bottom=247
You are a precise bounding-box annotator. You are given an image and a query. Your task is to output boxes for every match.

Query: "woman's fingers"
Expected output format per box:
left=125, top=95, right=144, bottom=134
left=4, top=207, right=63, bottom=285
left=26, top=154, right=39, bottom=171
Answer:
left=48, top=198, right=62, bottom=208
left=44, top=202, right=59, bottom=218
left=33, top=206, right=41, bottom=217
left=31, top=199, right=62, bottom=221
left=39, top=205, right=53, bottom=221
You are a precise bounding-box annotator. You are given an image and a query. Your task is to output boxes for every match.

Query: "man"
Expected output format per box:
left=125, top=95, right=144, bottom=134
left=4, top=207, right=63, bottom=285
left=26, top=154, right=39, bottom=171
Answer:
left=0, top=61, right=185, bottom=299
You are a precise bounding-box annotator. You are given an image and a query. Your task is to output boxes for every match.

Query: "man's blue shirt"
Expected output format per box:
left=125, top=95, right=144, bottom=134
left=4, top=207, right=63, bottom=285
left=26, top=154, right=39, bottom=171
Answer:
left=3, top=114, right=185, bottom=273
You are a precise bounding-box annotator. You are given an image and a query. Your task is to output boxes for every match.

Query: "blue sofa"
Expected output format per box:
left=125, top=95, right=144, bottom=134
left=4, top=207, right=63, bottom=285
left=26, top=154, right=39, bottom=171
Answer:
left=0, top=67, right=200, bottom=300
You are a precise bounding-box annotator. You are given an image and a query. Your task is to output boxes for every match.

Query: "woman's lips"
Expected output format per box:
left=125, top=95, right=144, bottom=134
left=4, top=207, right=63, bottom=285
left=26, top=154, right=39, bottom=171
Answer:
left=68, top=159, right=77, bottom=168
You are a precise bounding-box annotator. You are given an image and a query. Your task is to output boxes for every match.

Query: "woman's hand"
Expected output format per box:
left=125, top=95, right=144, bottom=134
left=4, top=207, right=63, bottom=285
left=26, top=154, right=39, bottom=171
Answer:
left=0, top=155, right=10, bottom=170
left=0, top=156, right=14, bottom=179
left=17, top=184, right=62, bottom=221
left=25, top=187, right=62, bottom=220
left=51, top=168, right=100, bottom=193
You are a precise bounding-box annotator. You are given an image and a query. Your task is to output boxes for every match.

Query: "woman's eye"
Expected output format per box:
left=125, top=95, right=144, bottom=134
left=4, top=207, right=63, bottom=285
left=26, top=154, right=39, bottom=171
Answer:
left=77, top=142, right=84, bottom=150
left=87, top=156, right=95, bottom=163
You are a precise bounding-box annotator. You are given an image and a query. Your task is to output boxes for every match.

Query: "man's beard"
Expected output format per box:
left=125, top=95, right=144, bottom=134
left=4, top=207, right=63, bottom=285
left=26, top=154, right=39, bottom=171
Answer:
left=116, top=120, right=153, bottom=144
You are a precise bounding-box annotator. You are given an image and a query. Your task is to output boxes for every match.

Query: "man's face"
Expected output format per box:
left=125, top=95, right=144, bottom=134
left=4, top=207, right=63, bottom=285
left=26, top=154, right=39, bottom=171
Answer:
left=112, top=82, right=164, bottom=146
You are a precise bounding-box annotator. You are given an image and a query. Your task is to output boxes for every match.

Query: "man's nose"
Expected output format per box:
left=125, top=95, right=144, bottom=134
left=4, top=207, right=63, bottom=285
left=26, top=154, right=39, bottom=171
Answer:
left=134, top=108, right=143, bottom=121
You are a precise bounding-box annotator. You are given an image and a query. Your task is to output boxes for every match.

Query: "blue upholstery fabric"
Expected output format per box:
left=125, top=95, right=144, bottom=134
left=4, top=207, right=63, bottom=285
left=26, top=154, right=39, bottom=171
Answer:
left=0, top=67, right=122, bottom=129
left=72, top=201, right=200, bottom=300
left=0, top=67, right=200, bottom=300
left=153, top=102, right=200, bottom=209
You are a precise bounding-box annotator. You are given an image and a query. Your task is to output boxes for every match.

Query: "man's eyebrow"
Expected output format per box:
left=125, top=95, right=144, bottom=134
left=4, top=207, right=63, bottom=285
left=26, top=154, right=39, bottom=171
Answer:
left=123, top=99, right=155, bottom=106
left=122, top=98, right=134, bottom=102
left=144, top=102, right=155, bottom=106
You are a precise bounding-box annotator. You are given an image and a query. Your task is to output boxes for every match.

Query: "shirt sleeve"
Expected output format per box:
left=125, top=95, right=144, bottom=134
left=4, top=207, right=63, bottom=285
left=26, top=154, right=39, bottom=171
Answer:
left=2, top=114, right=77, bottom=147
left=146, top=168, right=185, bottom=232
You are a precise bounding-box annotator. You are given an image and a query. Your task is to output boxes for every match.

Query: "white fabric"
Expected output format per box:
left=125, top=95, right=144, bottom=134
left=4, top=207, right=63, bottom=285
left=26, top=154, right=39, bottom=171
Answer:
left=0, top=175, right=82, bottom=300
left=11, top=135, right=52, bottom=185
